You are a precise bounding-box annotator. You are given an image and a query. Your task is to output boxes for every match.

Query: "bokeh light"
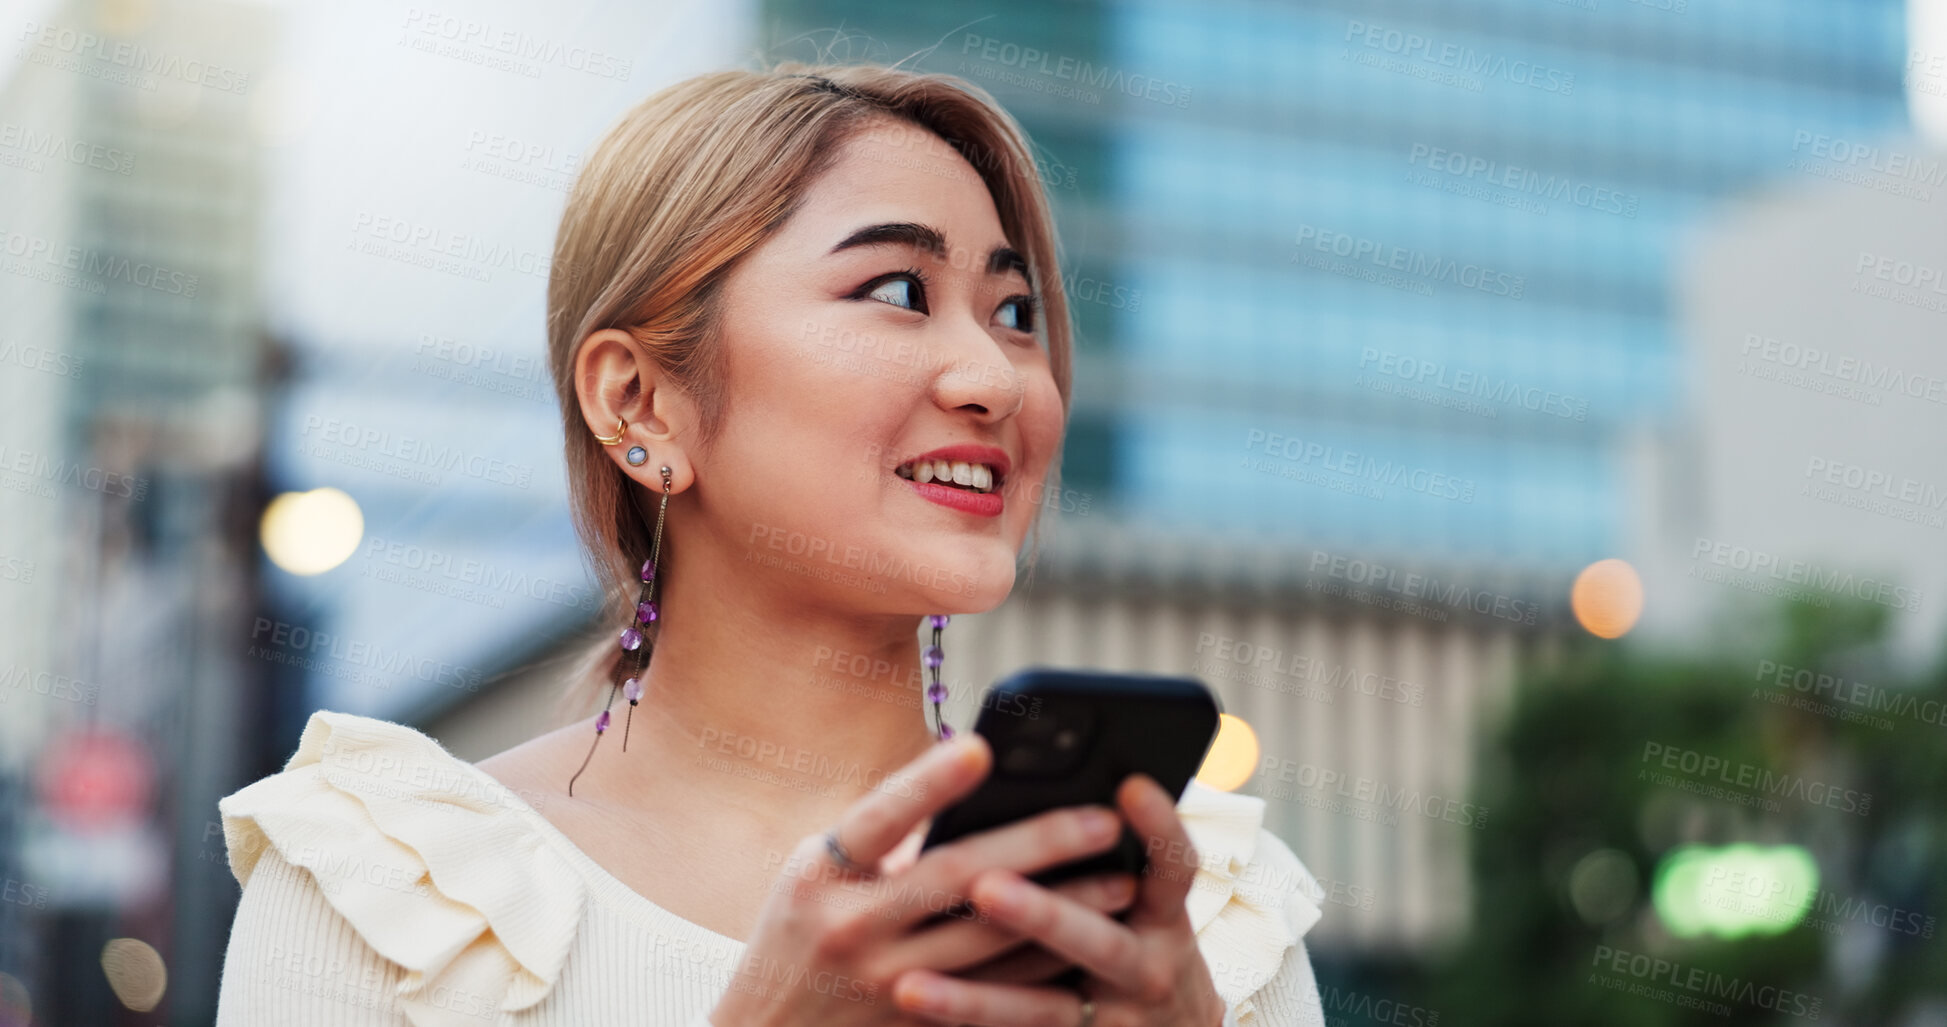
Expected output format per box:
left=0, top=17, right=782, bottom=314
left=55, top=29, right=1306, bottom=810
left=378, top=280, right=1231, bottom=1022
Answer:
left=260, top=487, right=364, bottom=575
left=1197, top=713, right=1260, bottom=792
left=1571, top=558, right=1644, bottom=639
left=99, top=938, right=166, bottom=1012
left=1653, top=843, right=1818, bottom=939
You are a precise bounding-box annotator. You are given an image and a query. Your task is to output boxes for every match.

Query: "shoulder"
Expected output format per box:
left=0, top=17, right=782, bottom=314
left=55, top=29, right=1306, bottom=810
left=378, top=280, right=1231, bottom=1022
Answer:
left=217, top=710, right=588, bottom=1022
left=1176, top=779, right=1325, bottom=1010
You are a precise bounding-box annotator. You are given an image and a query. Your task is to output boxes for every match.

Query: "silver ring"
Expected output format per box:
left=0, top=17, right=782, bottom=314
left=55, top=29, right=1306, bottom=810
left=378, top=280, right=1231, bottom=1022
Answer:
left=823, top=827, right=868, bottom=873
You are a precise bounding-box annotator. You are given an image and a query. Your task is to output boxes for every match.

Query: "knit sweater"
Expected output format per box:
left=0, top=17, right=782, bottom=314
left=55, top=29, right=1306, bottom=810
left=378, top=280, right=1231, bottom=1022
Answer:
left=214, top=711, right=1328, bottom=1026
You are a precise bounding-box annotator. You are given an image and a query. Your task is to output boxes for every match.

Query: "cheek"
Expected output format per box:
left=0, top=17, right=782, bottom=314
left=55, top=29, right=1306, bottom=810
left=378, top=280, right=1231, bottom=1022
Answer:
left=1020, top=377, right=1067, bottom=471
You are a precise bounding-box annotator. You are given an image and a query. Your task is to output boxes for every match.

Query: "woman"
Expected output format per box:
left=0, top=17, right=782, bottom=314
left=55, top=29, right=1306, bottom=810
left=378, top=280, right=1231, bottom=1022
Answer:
left=215, top=62, right=1327, bottom=1026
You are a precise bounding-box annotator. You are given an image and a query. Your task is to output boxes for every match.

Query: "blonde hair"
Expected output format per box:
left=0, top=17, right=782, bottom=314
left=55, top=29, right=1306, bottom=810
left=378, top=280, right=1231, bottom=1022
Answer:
left=544, top=61, right=1075, bottom=710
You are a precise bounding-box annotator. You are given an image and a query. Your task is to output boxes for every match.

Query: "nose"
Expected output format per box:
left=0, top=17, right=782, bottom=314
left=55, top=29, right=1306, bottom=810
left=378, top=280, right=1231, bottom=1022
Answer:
left=929, top=321, right=1026, bottom=423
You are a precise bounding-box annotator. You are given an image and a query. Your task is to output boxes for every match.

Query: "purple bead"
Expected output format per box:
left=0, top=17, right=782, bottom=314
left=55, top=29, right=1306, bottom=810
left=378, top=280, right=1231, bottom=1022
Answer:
left=939, top=723, right=954, bottom=739
left=595, top=710, right=610, bottom=733
left=623, top=677, right=643, bottom=703
left=929, top=614, right=950, bottom=629
left=620, top=626, right=642, bottom=651
left=923, top=645, right=943, bottom=669
left=640, top=559, right=656, bottom=583
left=637, top=600, right=658, bottom=624
left=926, top=682, right=948, bottom=704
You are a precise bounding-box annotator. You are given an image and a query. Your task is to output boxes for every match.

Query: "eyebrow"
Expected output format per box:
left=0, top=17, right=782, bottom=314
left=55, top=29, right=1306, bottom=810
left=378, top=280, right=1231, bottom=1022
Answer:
left=829, top=221, right=1030, bottom=280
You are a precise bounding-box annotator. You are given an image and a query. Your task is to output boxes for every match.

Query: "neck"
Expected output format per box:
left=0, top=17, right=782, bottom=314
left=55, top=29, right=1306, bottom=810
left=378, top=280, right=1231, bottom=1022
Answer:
left=568, top=541, right=944, bottom=838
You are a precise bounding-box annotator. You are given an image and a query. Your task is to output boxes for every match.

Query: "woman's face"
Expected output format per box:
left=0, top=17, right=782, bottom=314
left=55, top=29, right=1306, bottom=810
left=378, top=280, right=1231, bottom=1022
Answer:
left=698, top=116, right=1065, bottom=615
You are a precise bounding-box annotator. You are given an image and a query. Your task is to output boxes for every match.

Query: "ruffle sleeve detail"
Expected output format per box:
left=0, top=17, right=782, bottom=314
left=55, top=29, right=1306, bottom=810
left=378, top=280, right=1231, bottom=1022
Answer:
left=1177, top=779, right=1326, bottom=1020
left=219, top=711, right=587, bottom=1026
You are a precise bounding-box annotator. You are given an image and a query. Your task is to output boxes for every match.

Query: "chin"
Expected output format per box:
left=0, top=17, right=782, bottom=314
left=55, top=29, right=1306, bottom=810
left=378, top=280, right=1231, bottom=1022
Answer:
left=892, top=536, right=1017, bottom=613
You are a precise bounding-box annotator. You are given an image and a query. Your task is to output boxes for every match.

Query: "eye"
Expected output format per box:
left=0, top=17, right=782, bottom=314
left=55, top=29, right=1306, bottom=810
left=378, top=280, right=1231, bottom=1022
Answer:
left=995, top=294, right=1039, bottom=333
left=858, top=270, right=929, bottom=314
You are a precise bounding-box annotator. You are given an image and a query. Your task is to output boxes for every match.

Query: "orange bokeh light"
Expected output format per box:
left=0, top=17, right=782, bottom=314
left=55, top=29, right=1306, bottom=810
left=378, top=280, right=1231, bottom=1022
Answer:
left=1572, top=558, right=1644, bottom=639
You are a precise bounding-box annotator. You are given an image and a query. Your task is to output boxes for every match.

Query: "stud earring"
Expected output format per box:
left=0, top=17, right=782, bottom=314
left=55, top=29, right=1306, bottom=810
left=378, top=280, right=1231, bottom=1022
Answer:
left=925, top=614, right=952, bottom=740
left=569, top=464, right=673, bottom=796
left=593, top=417, right=627, bottom=445
left=626, top=445, right=648, bottom=466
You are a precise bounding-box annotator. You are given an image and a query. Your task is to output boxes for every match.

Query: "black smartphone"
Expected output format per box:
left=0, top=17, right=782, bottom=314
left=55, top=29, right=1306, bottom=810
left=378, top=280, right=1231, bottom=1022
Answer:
left=920, top=666, right=1222, bottom=890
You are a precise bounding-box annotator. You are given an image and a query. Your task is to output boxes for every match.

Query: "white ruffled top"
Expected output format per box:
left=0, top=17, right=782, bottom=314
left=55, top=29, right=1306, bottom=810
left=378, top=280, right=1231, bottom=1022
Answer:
left=215, top=711, right=1326, bottom=1026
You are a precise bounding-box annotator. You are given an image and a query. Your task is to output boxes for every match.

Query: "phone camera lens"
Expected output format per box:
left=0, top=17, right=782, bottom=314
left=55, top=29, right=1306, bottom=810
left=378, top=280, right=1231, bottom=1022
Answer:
left=1054, top=728, right=1077, bottom=750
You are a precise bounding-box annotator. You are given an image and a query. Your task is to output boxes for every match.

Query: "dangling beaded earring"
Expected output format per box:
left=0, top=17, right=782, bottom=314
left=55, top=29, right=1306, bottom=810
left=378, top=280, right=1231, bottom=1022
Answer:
left=568, top=464, right=673, bottom=796
left=925, top=614, right=953, bottom=740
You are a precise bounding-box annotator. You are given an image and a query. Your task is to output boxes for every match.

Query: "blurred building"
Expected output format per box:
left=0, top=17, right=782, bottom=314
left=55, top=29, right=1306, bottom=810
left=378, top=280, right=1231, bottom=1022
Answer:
left=0, top=0, right=278, bottom=1021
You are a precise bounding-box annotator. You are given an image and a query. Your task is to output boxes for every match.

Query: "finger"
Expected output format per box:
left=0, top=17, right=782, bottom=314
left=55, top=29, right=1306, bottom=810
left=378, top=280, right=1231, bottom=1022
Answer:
left=1121, top=773, right=1200, bottom=927
left=886, top=872, right=1135, bottom=975
left=950, top=941, right=1081, bottom=985
left=885, top=802, right=1122, bottom=924
left=967, top=867, right=1148, bottom=995
left=830, top=733, right=991, bottom=874
left=893, top=969, right=1084, bottom=1027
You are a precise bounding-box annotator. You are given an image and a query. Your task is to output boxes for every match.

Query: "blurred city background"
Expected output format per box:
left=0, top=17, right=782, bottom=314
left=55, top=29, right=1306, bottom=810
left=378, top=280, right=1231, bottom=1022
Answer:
left=2, top=0, right=1945, bottom=1023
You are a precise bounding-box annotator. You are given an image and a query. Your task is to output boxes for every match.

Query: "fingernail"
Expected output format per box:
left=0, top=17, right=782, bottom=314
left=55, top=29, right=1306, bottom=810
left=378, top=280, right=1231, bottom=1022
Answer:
left=900, top=978, right=943, bottom=1009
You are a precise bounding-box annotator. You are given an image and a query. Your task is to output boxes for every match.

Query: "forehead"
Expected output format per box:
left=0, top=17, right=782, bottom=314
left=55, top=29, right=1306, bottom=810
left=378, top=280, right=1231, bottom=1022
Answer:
left=792, top=117, right=1001, bottom=232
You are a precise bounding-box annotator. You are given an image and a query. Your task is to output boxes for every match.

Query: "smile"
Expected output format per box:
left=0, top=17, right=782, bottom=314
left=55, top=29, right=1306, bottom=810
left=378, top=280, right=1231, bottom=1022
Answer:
left=894, top=459, right=1003, bottom=495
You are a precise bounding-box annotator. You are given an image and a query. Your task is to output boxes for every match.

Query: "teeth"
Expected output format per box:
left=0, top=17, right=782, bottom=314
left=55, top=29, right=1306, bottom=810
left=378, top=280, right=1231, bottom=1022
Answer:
left=895, top=458, right=1002, bottom=494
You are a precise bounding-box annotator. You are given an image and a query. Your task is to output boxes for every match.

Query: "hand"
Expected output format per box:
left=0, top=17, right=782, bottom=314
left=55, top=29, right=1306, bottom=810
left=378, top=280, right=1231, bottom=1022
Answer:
left=888, top=774, right=1227, bottom=1027
left=706, top=733, right=1142, bottom=1027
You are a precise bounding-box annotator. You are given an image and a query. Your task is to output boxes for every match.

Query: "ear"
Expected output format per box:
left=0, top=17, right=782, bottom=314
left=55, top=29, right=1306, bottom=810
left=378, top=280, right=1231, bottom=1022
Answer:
left=573, top=327, right=699, bottom=494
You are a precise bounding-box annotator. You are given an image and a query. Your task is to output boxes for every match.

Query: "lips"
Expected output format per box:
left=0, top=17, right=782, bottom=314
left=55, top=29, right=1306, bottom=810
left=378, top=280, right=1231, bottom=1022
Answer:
left=894, top=443, right=1011, bottom=517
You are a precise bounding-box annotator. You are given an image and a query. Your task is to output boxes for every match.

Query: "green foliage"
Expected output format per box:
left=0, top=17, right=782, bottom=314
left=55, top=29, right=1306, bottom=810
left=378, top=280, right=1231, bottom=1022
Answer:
left=1419, top=598, right=1947, bottom=1025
